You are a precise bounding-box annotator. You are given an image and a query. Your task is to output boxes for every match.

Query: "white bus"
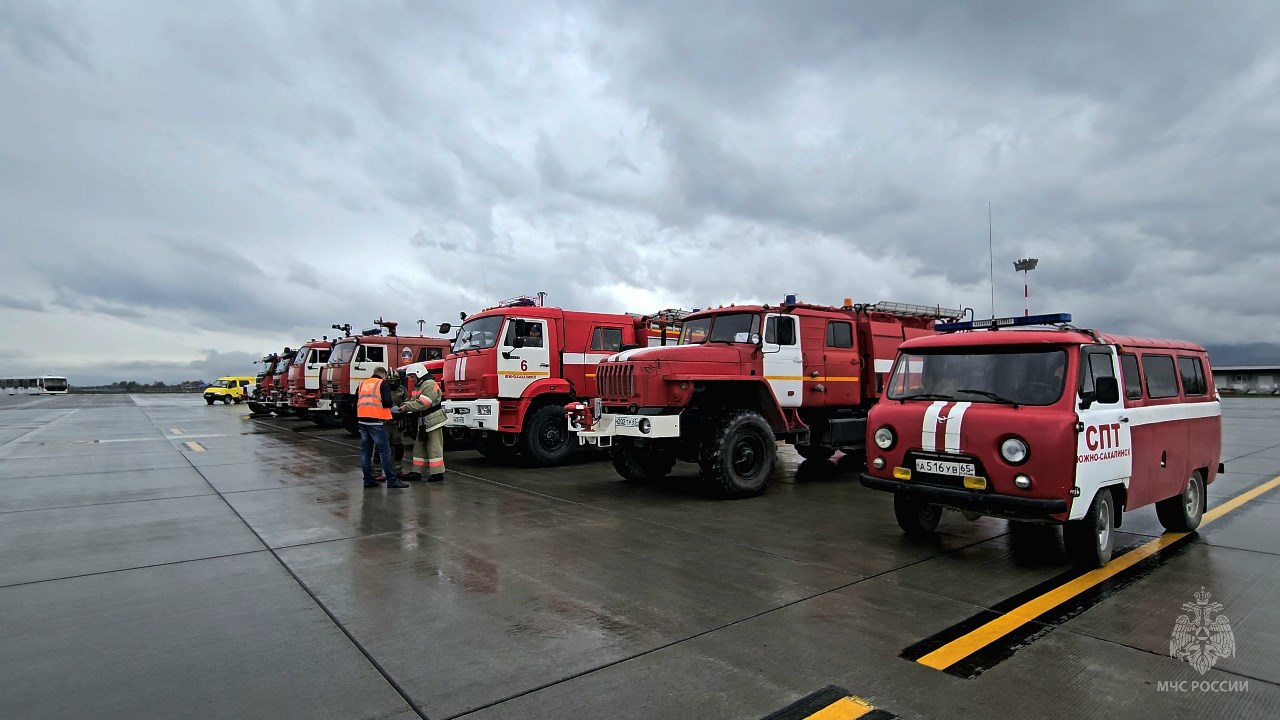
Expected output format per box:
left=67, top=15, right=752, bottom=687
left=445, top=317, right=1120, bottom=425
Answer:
left=1, top=376, right=69, bottom=395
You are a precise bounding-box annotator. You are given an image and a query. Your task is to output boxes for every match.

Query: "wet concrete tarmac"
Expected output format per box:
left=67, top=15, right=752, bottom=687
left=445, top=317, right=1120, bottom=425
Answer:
left=1, top=393, right=1278, bottom=719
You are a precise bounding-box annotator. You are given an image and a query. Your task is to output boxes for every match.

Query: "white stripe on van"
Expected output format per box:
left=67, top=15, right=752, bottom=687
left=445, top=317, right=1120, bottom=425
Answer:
left=1124, top=401, right=1221, bottom=426
left=922, top=400, right=947, bottom=450
left=874, top=358, right=895, bottom=373
left=944, top=402, right=971, bottom=452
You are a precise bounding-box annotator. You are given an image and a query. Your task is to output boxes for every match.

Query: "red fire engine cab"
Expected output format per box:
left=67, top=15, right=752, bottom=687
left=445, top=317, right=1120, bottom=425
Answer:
left=440, top=296, right=687, bottom=465
left=248, top=349, right=291, bottom=415
left=318, top=320, right=451, bottom=435
left=573, top=297, right=965, bottom=498
left=860, top=312, right=1223, bottom=568
left=285, top=337, right=334, bottom=424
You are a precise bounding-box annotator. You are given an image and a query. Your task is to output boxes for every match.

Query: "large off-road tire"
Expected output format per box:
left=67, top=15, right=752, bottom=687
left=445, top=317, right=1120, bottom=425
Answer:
left=523, top=404, right=574, bottom=466
left=794, top=444, right=834, bottom=461
left=294, top=408, right=311, bottom=421
left=611, top=445, right=677, bottom=483
left=1156, top=471, right=1205, bottom=532
left=894, top=494, right=942, bottom=538
left=205, top=397, right=215, bottom=405
left=699, top=410, right=776, bottom=499
left=342, top=413, right=359, bottom=437
left=248, top=401, right=266, bottom=414
left=1064, top=487, right=1115, bottom=568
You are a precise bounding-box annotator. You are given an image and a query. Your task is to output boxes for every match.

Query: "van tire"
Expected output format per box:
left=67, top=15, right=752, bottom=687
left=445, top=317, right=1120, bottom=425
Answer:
left=205, top=398, right=215, bottom=405
left=699, top=410, right=776, bottom=499
left=523, top=405, right=573, bottom=466
left=612, top=446, right=676, bottom=483
left=1064, top=487, right=1115, bottom=568
left=1156, top=471, right=1205, bottom=532
left=222, top=396, right=232, bottom=405
left=894, top=494, right=942, bottom=538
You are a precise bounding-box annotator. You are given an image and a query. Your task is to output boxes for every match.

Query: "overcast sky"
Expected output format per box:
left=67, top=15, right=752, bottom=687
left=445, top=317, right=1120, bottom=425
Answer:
left=3, top=1, right=1279, bottom=385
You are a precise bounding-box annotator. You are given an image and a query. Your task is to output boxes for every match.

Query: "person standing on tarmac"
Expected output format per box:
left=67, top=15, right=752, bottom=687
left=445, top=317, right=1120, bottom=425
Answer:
left=400, top=367, right=447, bottom=482
left=357, top=367, right=409, bottom=489
left=373, top=370, right=409, bottom=482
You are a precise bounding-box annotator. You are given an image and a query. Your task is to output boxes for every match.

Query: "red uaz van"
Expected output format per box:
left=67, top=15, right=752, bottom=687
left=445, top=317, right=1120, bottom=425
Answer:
left=860, top=313, right=1223, bottom=568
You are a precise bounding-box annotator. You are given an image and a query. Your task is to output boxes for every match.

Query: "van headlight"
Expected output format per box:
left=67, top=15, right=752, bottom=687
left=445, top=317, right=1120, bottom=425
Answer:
left=874, top=426, right=895, bottom=450
left=1001, top=437, right=1029, bottom=464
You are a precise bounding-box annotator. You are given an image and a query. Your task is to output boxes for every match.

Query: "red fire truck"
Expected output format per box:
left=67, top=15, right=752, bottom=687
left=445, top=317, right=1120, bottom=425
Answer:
left=318, top=320, right=452, bottom=435
left=440, top=296, right=688, bottom=465
left=248, top=350, right=291, bottom=415
left=285, top=338, right=334, bottom=423
left=572, top=297, right=965, bottom=498
left=267, top=347, right=298, bottom=414
left=859, top=312, right=1223, bottom=567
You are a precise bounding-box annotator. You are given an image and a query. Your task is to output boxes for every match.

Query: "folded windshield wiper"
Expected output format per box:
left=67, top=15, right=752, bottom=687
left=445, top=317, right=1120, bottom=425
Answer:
left=958, top=388, right=1020, bottom=406
left=895, top=392, right=953, bottom=401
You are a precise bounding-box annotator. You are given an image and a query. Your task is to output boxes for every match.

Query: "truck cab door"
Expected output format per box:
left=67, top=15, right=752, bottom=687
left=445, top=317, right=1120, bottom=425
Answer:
left=762, top=314, right=803, bottom=408
left=822, top=319, right=860, bottom=406
left=497, top=318, right=552, bottom=398
left=304, top=350, right=323, bottom=390
left=1072, top=346, right=1132, bottom=520
left=349, top=344, right=387, bottom=393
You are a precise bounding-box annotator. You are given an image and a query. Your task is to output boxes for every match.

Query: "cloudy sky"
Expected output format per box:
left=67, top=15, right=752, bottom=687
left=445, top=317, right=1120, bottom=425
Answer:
left=3, top=1, right=1279, bottom=385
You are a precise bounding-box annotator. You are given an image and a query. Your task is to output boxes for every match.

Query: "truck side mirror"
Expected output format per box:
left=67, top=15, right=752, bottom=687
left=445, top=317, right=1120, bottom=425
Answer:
left=438, top=323, right=451, bottom=334
left=1094, top=376, right=1120, bottom=404
left=512, top=337, right=525, bottom=349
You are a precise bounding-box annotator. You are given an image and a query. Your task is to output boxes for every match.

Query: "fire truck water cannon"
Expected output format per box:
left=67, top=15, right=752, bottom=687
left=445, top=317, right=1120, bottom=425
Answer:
left=331, top=323, right=352, bottom=337
left=564, top=401, right=596, bottom=433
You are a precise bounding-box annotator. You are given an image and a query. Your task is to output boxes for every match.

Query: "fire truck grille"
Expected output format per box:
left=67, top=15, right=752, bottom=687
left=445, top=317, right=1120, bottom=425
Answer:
left=597, top=364, right=635, bottom=401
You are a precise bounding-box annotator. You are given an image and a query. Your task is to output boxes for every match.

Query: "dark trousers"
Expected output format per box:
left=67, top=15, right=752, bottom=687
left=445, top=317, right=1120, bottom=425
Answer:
left=359, top=422, right=395, bottom=482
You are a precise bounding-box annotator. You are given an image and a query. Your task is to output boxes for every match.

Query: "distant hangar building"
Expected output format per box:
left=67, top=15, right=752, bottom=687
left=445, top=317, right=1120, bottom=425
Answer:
left=1213, top=365, right=1280, bottom=395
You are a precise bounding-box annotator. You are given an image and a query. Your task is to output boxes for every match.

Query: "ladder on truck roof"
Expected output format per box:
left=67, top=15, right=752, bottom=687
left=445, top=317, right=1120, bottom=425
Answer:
left=628, top=308, right=694, bottom=322
left=866, top=301, right=968, bottom=321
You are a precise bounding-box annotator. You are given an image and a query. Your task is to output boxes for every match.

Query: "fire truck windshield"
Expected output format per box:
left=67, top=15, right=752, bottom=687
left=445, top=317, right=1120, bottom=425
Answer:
left=678, top=313, right=761, bottom=345
left=329, top=341, right=357, bottom=365
left=452, top=316, right=504, bottom=352
left=887, top=347, right=1068, bottom=406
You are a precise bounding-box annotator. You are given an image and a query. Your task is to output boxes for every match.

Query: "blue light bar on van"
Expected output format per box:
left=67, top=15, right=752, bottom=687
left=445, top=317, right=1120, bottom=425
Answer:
left=936, top=312, right=1072, bottom=332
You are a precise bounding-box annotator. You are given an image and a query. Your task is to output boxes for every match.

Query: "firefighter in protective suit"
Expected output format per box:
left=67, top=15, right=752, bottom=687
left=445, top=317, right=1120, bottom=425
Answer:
left=400, top=368, right=447, bottom=481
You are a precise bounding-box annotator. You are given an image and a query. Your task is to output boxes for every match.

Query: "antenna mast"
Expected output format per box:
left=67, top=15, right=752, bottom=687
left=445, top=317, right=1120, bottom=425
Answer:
left=988, top=202, right=995, bottom=319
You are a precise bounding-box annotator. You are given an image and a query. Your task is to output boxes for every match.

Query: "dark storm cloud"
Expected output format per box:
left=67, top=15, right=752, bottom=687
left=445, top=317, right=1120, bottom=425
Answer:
left=2, top=0, right=1280, bottom=382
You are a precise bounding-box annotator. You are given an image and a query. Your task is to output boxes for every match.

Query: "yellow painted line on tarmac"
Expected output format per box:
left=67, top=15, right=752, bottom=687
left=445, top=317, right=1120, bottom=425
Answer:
left=917, top=474, right=1280, bottom=672
left=806, top=695, right=875, bottom=719
left=170, top=428, right=185, bottom=435
left=183, top=441, right=206, bottom=452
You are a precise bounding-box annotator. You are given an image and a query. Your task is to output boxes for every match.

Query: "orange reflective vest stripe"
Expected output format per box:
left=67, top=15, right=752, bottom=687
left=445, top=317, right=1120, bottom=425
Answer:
left=356, top=378, right=392, bottom=420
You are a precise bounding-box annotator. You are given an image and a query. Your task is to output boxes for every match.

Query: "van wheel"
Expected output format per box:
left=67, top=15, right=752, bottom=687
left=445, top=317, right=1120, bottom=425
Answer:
left=1064, top=488, right=1115, bottom=568
left=205, top=397, right=215, bottom=405
left=699, top=410, right=776, bottom=499
left=794, top=444, right=834, bottom=461
left=894, top=495, right=942, bottom=538
left=523, top=405, right=573, bottom=466
left=1156, top=471, right=1205, bottom=532
left=222, top=396, right=232, bottom=405
left=612, top=445, right=676, bottom=483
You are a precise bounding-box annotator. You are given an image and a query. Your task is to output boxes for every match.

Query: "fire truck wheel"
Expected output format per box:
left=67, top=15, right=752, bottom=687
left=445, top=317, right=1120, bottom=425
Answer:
left=476, top=434, right=516, bottom=460
left=523, top=405, right=573, bottom=466
left=794, top=444, right=834, bottom=461
left=611, top=446, right=676, bottom=483
left=699, top=410, right=776, bottom=499
left=893, top=495, right=942, bottom=538
left=1064, top=487, right=1115, bottom=568
left=295, top=409, right=311, bottom=421
left=1155, top=471, right=1205, bottom=532
left=343, top=415, right=359, bottom=437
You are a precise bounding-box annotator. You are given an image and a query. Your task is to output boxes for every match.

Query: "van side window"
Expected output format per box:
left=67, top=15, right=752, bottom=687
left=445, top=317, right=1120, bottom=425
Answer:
left=590, top=327, right=623, bottom=352
left=1078, top=349, right=1116, bottom=395
left=826, top=321, right=853, bottom=348
left=1178, top=356, right=1207, bottom=396
left=1142, top=354, right=1179, bottom=398
left=1119, top=353, right=1143, bottom=399
left=765, top=316, right=796, bottom=345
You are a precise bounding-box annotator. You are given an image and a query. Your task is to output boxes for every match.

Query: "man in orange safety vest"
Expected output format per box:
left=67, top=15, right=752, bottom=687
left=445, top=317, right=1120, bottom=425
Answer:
left=357, top=366, right=409, bottom=489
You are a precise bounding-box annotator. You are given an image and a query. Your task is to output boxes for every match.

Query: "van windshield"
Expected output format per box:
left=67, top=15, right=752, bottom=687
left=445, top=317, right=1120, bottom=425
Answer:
left=329, top=341, right=357, bottom=365
left=453, top=316, right=504, bottom=352
left=212, top=380, right=233, bottom=388
left=887, top=347, right=1068, bottom=406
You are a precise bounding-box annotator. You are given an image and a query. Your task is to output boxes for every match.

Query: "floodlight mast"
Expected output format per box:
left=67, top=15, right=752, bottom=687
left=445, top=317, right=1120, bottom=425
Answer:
left=1013, top=257, right=1039, bottom=316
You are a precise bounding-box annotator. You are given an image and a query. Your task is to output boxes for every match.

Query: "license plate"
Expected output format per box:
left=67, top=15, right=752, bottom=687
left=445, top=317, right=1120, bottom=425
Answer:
left=615, top=416, right=641, bottom=427
left=915, top=458, right=976, bottom=476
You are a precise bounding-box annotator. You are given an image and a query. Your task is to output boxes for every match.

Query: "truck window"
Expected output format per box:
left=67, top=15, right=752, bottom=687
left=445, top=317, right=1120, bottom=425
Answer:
left=364, top=346, right=384, bottom=363
left=826, top=321, right=853, bottom=349
left=1142, top=354, right=1179, bottom=398
left=1178, top=356, right=1206, bottom=396
left=1078, top=349, right=1116, bottom=396
left=764, top=316, right=796, bottom=345
left=591, top=327, right=623, bottom=351
left=330, top=342, right=357, bottom=364
left=1119, top=353, right=1143, bottom=399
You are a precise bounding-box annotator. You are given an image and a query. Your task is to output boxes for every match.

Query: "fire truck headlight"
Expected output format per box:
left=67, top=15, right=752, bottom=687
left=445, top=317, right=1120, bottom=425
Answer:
left=1014, top=474, right=1032, bottom=490
left=639, top=418, right=652, bottom=434
left=1001, top=437, right=1029, bottom=464
left=873, top=426, right=895, bottom=450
